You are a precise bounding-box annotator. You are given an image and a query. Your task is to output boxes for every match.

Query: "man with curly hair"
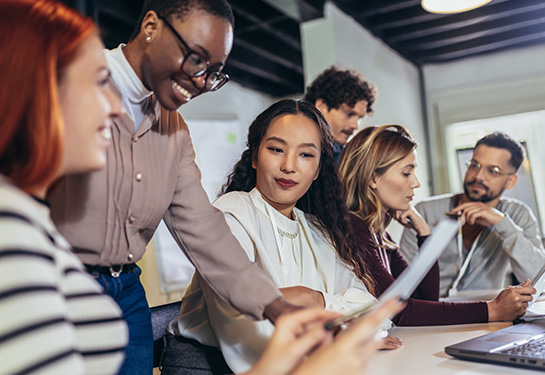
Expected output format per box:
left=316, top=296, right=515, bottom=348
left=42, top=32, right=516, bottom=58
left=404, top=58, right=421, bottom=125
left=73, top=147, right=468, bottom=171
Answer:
left=304, top=66, right=377, bottom=162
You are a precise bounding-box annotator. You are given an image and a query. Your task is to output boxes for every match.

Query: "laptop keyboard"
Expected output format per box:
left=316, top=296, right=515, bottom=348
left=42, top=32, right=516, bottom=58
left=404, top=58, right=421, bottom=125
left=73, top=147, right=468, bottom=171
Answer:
left=500, top=337, right=545, bottom=358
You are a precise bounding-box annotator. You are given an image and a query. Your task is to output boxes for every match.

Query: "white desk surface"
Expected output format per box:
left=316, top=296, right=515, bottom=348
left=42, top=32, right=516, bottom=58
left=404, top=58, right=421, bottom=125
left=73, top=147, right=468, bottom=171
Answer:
left=369, top=322, right=545, bottom=374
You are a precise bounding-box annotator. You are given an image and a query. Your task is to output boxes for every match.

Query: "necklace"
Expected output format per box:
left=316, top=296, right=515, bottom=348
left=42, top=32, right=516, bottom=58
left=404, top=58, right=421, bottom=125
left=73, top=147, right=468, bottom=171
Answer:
left=277, top=227, right=298, bottom=240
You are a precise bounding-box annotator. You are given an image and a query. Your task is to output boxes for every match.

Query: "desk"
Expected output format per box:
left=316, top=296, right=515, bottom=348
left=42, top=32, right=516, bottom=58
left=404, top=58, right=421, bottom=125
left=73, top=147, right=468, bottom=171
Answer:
left=369, top=289, right=545, bottom=375
left=370, top=323, right=545, bottom=374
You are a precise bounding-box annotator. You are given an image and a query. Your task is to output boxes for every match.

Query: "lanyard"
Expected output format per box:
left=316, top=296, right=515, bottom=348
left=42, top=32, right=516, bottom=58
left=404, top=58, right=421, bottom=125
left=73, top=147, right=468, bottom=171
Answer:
left=447, top=227, right=483, bottom=297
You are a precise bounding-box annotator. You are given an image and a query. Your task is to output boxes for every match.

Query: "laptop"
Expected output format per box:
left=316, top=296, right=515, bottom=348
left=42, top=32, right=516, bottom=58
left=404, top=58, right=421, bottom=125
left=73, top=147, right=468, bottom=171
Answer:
left=327, top=218, right=460, bottom=330
left=445, top=264, right=545, bottom=370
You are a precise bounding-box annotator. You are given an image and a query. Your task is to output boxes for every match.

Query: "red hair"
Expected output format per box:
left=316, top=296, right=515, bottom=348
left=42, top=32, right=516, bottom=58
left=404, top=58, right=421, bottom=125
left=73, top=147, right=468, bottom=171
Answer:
left=0, top=0, right=95, bottom=193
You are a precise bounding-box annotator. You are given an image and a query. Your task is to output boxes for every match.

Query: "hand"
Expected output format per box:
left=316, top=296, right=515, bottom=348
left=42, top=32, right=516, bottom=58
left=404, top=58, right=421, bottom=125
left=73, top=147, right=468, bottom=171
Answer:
left=394, top=206, right=431, bottom=236
left=243, top=308, right=341, bottom=375
left=292, top=298, right=405, bottom=375
left=448, top=202, right=505, bottom=226
left=280, top=286, right=325, bottom=308
left=378, top=333, right=403, bottom=350
left=487, top=280, right=535, bottom=321
left=263, top=296, right=305, bottom=325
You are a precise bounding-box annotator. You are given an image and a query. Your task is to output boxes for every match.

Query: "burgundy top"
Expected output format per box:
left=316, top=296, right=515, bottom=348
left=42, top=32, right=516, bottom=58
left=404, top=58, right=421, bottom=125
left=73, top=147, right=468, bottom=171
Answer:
left=350, top=214, right=488, bottom=326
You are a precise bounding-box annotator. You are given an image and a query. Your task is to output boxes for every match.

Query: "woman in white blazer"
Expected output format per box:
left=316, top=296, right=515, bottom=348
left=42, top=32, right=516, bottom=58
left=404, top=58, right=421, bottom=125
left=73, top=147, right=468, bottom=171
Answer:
left=166, top=99, right=401, bottom=374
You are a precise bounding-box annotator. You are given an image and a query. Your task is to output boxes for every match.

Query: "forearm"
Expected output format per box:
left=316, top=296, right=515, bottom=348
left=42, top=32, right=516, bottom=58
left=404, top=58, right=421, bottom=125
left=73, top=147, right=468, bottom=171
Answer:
left=393, top=299, right=488, bottom=326
left=493, top=215, right=545, bottom=281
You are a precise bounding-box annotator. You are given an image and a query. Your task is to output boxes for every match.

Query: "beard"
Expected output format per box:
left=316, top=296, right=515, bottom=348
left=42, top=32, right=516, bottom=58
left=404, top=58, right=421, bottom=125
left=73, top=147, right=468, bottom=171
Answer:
left=463, top=180, right=504, bottom=203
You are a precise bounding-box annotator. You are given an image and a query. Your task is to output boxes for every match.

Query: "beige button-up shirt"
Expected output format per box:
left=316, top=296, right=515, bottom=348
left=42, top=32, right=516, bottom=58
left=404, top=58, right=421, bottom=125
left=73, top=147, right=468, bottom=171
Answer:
left=49, top=91, right=281, bottom=320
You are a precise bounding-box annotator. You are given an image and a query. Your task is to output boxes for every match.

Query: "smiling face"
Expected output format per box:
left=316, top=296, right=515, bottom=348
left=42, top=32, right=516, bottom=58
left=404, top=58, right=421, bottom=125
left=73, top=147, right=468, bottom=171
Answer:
left=57, top=34, right=121, bottom=176
left=316, top=99, right=367, bottom=146
left=141, top=10, right=233, bottom=111
left=463, top=145, right=517, bottom=204
left=369, top=150, right=421, bottom=212
left=252, top=113, right=322, bottom=218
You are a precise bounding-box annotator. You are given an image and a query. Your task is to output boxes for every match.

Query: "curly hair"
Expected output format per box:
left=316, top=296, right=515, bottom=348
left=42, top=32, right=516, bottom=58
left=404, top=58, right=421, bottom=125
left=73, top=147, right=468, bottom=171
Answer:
left=303, top=66, right=377, bottom=113
left=338, top=125, right=417, bottom=248
left=222, top=99, right=375, bottom=295
left=130, top=0, right=234, bottom=40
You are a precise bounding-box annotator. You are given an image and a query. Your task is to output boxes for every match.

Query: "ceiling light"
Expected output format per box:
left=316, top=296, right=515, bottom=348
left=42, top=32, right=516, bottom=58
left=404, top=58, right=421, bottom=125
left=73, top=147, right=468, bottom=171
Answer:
left=421, top=0, right=494, bottom=14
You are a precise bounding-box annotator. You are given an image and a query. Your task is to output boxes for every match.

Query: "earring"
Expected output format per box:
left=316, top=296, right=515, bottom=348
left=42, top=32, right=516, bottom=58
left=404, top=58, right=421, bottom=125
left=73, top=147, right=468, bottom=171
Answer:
left=145, top=35, right=151, bottom=42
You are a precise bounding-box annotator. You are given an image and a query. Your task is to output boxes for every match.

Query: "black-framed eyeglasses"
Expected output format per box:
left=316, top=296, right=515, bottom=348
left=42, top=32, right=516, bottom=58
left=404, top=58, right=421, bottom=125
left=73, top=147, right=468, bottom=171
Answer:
left=465, top=160, right=516, bottom=178
left=158, top=15, right=229, bottom=92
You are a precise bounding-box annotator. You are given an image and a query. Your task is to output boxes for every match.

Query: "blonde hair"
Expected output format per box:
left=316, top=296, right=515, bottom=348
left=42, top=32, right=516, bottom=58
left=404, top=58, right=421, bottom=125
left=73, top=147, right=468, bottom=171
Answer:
left=338, top=125, right=417, bottom=246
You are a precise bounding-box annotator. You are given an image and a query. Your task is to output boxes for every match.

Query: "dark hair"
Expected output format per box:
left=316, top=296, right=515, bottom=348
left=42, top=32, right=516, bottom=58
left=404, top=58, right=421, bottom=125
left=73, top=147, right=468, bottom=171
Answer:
left=222, top=99, right=375, bottom=294
left=130, top=0, right=234, bottom=41
left=303, top=66, right=377, bottom=113
left=475, top=132, right=525, bottom=171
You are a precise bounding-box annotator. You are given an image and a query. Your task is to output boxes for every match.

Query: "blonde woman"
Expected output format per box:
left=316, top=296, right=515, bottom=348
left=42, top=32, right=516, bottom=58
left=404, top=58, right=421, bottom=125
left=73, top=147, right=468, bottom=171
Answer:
left=337, top=125, right=534, bottom=326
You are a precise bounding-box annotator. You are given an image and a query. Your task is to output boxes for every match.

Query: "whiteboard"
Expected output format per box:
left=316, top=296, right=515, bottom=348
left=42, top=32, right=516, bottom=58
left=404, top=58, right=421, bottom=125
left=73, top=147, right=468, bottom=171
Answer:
left=152, top=118, right=246, bottom=293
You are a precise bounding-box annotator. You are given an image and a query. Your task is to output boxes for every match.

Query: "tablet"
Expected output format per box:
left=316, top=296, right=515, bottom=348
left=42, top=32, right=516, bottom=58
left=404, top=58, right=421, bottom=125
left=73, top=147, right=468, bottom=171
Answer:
left=325, top=218, right=460, bottom=330
left=529, top=263, right=545, bottom=307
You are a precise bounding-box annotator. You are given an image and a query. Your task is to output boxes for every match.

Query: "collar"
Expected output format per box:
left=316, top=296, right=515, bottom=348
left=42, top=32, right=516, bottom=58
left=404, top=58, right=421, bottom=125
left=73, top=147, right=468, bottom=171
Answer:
left=105, top=44, right=153, bottom=106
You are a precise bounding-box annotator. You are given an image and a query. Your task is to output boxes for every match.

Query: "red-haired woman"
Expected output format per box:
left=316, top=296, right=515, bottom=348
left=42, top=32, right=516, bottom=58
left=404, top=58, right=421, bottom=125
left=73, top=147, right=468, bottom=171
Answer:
left=0, top=0, right=126, bottom=373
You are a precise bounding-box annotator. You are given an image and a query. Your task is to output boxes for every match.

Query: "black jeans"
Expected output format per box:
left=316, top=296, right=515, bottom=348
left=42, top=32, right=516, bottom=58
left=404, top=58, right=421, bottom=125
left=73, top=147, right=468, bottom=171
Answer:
left=160, top=334, right=232, bottom=375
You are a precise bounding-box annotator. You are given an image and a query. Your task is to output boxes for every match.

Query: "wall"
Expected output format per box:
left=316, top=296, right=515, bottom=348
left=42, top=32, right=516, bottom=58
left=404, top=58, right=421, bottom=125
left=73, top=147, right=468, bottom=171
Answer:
left=178, top=79, right=274, bottom=131
left=301, top=3, right=429, bottom=240
left=301, top=3, right=429, bottom=198
left=423, top=44, right=545, bottom=193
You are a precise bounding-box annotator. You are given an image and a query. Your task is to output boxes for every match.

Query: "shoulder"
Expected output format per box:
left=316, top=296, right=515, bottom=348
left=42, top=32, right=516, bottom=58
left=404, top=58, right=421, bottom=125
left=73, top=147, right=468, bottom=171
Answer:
left=415, top=193, right=458, bottom=218
left=213, top=191, right=253, bottom=212
left=416, top=193, right=456, bottom=207
left=498, top=197, right=536, bottom=219
left=0, top=178, right=66, bottom=258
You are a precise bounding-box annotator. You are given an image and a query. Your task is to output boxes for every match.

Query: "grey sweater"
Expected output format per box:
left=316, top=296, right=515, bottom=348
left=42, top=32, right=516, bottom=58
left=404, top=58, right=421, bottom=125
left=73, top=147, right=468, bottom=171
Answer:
left=400, top=193, right=545, bottom=297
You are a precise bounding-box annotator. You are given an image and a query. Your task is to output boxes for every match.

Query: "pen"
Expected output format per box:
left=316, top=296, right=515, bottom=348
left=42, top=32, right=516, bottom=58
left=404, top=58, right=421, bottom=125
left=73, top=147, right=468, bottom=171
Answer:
left=444, top=212, right=462, bottom=219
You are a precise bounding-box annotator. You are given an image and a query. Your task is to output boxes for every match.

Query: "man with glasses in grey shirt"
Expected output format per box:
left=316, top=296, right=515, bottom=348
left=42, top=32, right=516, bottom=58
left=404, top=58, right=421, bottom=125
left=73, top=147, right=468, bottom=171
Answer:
left=400, top=132, right=545, bottom=298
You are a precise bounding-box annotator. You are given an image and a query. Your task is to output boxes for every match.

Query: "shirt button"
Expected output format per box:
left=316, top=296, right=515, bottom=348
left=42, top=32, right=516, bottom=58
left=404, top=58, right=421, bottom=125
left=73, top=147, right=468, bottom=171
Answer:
left=128, top=216, right=135, bottom=224
left=341, top=307, right=345, bottom=312
left=135, top=173, right=143, bottom=181
left=133, top=136, right=139, bottom=142
left=127, top=253, right=133, bottom=262
left=329, top=304, right=334, bottom=309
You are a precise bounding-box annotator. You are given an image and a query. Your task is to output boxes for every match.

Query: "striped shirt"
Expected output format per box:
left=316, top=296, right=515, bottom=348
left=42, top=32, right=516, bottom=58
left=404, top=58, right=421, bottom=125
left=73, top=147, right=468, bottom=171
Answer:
left=0, top=175, right=128, bottom=375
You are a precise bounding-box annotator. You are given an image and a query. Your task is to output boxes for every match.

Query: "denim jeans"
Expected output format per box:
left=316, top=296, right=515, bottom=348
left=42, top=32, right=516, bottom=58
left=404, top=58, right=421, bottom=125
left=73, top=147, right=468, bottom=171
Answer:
left=91, top=265, right=153, bottom=375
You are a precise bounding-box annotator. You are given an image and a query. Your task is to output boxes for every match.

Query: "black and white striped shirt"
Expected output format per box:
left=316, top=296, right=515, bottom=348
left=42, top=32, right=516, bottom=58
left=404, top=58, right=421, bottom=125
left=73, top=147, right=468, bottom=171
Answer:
left=0, top=176, right=128, bottom=374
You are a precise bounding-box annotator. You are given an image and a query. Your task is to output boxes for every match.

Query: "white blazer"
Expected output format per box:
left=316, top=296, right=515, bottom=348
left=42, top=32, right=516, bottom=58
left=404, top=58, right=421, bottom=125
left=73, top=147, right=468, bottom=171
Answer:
left=168, top=188, right=380, bottom=373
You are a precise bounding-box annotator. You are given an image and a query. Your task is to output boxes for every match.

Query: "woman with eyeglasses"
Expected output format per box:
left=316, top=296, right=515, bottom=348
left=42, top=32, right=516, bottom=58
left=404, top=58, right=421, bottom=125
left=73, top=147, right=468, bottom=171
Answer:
left=337, top=125, right=535, bottom=327
left=48, top=1, right=298, bottom=374
left=0, top=0, right=127, bottom=373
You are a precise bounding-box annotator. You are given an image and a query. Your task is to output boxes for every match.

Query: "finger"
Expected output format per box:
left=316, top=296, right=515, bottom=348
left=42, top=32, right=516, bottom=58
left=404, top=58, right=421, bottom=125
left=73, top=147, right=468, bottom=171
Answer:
left=276, top=308, right=341, bottom=336
left=379, top=339, right=402, bottom=350
left=384, top=335, right=403, bottom=346
left=338, top=299, right=404, bottom=347
left=286, top=324, right=334, bottom=358
left=517, top=286, right=537, bottom=295
left=518, top=294, right=535, bottom=302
